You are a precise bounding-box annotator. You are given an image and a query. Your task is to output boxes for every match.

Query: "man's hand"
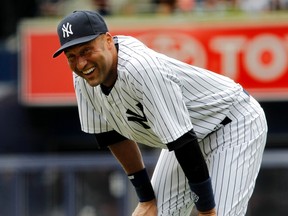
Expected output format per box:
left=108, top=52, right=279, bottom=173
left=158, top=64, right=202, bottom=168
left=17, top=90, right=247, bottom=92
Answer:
left=132, top=199, right=157, bottom=216
left=198, top=207, right=216, bottom=216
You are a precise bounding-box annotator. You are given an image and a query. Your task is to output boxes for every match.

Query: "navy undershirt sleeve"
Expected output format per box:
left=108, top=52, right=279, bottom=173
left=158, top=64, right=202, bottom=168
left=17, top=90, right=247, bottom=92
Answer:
left=95, top=130, right=128, bottom=149
left=169, top=129, right=210, bottom=183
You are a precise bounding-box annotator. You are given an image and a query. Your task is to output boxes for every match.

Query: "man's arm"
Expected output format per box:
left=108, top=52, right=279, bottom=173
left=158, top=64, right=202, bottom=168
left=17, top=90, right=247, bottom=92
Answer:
left=95, top=131, right=155, bottom=201
left=108, top=139, right=144, bottom=174
left=95, top=131, right=155, bottom=202
left=108, top=139, right=157, bottom=216
left=170, top=129, right=216, bottom=215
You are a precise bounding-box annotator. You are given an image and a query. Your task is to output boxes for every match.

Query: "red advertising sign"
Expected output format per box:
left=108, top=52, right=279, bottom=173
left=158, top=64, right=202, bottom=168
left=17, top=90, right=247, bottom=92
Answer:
left=19, top=21, right=288, bottom=106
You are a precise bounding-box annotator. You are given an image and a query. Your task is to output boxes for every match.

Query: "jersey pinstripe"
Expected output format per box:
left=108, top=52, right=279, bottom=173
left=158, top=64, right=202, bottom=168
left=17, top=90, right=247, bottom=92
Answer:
left=151, top=92, right=267, bottom=216
left=73, top=35, right=267, bottom=216
left=74, top=35, right=244, bottom=148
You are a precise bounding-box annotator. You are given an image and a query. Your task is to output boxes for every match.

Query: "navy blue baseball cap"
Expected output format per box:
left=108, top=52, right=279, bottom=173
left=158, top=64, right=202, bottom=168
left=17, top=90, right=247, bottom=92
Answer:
left=53, top=10, right=108, bottom=58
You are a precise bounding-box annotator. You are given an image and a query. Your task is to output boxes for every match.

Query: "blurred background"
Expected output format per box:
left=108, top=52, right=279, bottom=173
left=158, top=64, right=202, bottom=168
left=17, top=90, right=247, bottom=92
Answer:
left=1, top=0, right=288, bottom=215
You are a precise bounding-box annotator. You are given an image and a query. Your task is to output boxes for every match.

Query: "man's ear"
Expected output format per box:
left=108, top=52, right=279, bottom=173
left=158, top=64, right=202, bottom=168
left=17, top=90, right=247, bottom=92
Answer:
left=105, top=33, right=114, bottom=48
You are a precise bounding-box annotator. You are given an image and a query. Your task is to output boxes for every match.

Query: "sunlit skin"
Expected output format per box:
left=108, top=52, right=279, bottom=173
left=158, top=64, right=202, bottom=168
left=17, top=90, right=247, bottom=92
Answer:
left=64, top=32, right=118, bottom=88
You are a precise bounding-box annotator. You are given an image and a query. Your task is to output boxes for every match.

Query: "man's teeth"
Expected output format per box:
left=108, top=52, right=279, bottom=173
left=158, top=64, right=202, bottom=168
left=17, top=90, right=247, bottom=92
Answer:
left=82, top=68, right=95, bottom=75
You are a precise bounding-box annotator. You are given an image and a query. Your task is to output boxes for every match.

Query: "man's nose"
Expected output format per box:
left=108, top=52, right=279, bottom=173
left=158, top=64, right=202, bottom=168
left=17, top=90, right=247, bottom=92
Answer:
left=76, top=56, right=87, bottom=70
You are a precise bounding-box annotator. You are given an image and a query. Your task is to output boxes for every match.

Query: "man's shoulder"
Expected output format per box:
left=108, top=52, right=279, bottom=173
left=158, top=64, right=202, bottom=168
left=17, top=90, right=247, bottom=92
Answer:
left=116, top=35, right=147, bottom=50
left=116, top=35, right=149, bottom=66
left=115, top=35, right=139, bottom=43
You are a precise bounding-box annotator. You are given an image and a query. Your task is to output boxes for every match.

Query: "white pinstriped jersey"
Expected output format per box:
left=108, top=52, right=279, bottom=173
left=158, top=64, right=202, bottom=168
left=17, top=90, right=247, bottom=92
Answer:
left=74, top=35, right=244, bottom=149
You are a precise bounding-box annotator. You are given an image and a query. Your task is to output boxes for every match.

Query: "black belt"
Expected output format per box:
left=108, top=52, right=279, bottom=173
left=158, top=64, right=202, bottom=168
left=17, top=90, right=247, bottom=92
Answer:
left=219, top=89, right=249, bottom=127
left=220, top=116, right=232, bottom=126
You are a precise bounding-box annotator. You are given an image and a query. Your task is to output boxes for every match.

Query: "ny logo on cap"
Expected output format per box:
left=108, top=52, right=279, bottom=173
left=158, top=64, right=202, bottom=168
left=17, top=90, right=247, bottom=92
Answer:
left=62, top=22, right=73, bottom=38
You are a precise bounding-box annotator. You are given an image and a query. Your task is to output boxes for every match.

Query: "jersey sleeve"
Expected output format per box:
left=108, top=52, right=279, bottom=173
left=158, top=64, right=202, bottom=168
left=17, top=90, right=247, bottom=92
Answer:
left=73, top=74, right=113, bottom=134
left=129, top=53, right=193, bottom=144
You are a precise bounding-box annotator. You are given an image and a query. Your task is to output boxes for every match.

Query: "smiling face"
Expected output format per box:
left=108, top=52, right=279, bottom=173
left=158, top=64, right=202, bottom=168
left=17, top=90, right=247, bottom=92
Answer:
left=64, top=33, right=118, bottom=87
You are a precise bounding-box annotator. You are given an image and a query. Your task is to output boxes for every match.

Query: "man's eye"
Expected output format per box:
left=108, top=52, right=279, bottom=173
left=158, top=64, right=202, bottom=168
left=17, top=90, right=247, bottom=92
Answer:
left=82, top=48, right=92, bottom=56
left=67, top=56, right=76, bottom=62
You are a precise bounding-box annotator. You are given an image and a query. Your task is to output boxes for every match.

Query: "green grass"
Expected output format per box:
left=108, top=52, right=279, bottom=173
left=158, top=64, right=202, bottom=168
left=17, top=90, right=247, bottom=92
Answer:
left=103, top=10, right=288, bottom=27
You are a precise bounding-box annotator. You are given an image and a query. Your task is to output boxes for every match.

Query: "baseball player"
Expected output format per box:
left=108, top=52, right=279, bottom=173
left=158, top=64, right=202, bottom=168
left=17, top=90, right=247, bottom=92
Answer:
left=53, top=11, right=268, bottom=216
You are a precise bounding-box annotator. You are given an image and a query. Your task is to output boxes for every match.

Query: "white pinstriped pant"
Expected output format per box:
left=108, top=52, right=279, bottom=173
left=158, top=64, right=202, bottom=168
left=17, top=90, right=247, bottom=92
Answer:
left=151, top=92, right=268, bottom=216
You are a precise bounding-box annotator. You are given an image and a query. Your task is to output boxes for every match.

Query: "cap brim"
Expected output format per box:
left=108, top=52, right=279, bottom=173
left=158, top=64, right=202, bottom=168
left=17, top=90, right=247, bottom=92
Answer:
left=53, top=34, right=99, bottom=58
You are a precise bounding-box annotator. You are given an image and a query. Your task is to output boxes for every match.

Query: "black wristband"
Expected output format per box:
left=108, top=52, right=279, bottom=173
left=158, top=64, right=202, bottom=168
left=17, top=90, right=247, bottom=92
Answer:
left=128, top=168, right=155, bottom=202
left=189, top=178, right=216, bottom=212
